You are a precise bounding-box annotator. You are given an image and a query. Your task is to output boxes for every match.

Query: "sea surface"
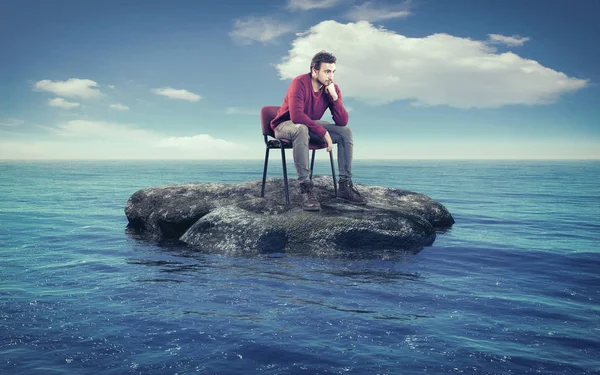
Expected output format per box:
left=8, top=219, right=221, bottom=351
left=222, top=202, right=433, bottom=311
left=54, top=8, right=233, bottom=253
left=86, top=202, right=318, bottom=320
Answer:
left=1, top=159, right=598, bottom=375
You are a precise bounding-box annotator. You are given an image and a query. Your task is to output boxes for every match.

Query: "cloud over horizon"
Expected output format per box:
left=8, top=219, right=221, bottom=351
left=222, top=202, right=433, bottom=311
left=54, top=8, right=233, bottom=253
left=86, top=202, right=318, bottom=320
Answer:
left=156, top=134, right=238, bottom=150
left=0, top=118, right=25, bottom=127
left=49, top=120, right=153, bottom=140
left=34, top=78, right=103, bottom=99
left=49, top=98, right=80, bottom=109
left=110, top=103, right=130, bottom=110
left=2, top=119, right=250, bottom=159
left=225, top=107, right=259, bottom=115
left=151, top=87, right=201, bottom=102
left=276, top=21, right=588, bottom=108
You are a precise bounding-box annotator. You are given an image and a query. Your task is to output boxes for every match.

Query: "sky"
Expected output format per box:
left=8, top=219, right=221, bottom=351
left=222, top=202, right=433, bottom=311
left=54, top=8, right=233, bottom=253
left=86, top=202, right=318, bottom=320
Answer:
left=1, top=0, right=599, bottom=160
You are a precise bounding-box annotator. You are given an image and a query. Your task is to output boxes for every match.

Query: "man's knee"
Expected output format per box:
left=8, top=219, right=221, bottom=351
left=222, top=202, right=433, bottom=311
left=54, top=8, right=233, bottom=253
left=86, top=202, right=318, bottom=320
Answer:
left=293, top=124, right=309, bottom=142
left=337, top=126, right=353, bottom=142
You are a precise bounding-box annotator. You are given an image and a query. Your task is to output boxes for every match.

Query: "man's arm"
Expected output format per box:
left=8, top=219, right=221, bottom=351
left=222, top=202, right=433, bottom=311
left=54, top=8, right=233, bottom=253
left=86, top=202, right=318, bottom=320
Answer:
left=288, top=80, right=328, bottom=139
left=326, top=83, right=349, bottom=126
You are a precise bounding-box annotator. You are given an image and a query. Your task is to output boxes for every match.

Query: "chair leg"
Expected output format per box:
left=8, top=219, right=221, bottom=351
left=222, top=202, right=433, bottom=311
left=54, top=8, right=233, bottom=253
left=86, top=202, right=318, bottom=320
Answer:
left=281, top=147, right=290, bottom=205
left=329, top=151, right=337, bottom=197
left=309, top=149, right=316, bottom=180
left=261, top=148, right=270, bottom=197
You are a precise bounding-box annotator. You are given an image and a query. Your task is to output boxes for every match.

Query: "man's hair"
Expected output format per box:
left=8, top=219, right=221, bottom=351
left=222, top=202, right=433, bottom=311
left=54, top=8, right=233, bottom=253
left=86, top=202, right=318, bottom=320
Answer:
left=310, top=50, right=336, bottom=72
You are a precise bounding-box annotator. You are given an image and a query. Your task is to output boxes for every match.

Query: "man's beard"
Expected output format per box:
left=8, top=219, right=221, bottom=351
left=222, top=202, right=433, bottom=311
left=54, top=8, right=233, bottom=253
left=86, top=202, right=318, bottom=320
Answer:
left=317, top=77, right=328, bottom=87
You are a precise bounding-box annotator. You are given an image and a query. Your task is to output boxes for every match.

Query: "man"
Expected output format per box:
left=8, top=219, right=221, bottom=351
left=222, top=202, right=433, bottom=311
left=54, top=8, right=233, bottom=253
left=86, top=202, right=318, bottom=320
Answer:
left=270, top=50, right=366, bottom=211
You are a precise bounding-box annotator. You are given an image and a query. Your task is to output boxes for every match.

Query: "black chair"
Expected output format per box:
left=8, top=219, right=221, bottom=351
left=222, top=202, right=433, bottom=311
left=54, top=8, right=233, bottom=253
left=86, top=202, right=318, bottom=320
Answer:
left=260, top=105, right=337, bottom=204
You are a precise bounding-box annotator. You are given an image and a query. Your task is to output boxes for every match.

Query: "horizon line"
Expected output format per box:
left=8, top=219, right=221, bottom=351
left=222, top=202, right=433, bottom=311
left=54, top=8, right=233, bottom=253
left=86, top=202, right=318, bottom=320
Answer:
left=1, top=158, right=599, bottom=161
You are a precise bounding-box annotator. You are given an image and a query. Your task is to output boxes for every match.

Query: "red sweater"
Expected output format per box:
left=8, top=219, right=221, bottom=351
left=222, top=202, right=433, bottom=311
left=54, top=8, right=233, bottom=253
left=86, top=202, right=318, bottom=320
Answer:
left=270, top=73, right=349, bottom=139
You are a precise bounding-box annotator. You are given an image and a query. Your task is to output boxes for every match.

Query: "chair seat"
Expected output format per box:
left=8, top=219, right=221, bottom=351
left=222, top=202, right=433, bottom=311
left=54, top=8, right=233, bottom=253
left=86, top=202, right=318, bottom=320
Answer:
left=309, top=141, right=328, bottom=150
left=266, top=138, right=328, bottom=150
left=267, top=138, right=292, bottom=148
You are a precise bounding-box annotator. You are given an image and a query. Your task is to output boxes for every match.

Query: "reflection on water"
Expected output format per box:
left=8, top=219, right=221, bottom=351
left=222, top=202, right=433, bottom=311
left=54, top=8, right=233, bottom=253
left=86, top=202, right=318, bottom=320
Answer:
left=126, top=243, right=424, bottom=287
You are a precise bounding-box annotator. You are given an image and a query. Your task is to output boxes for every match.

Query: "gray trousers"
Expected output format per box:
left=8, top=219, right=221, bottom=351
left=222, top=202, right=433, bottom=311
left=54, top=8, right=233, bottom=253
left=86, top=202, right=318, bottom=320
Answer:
left=274, top=120, right=353, bottom=183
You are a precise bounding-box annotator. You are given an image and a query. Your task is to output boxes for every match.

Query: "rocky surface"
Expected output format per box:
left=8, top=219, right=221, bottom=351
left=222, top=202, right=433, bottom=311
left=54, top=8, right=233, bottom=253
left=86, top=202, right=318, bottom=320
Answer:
left=125, top=176, right=454, bottom=257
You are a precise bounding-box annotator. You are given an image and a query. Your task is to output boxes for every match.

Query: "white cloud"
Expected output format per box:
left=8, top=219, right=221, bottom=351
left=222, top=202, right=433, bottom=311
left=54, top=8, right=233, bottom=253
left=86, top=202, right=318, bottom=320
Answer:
left=0, top=118, right=24, bottom=127
left=345, top=1, right=411, bottom=22
left=487, top=34, right=530, bottom=47
left=230, top=17, right=296, bottom=45
left=275, top=20, right=588, bottom=108
left=225, top=107, right=259, bottom=115
left=157, top=134, right=237, bottom=150
left=34, top=78, right=103, bottom=99
left=107, top=85, right=116, bottom=89
left=151, top=87, right=201, bottom=102
left=51, top=120, right=153, bottom=140
left=49, top=98, right=80, bottom=109
left=2, top=135, right=598, bottom=160
left=110, top=103, right=130, bottom=111
left=16, top=119, right=251, bottom=159
left=287, top=0, right=344, bottom=10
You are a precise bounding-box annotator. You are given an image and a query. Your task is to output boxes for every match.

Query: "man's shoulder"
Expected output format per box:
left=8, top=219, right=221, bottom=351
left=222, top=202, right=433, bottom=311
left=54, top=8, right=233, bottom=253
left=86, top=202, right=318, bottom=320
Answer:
left=286, top=73, right=310, bottom=96
left=291, top=73, right=310, bottom=86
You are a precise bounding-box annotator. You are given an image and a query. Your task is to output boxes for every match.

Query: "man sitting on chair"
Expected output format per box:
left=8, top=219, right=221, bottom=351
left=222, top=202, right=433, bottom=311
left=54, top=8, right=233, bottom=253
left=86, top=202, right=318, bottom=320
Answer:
left=270, top=50, right=366, bottom=211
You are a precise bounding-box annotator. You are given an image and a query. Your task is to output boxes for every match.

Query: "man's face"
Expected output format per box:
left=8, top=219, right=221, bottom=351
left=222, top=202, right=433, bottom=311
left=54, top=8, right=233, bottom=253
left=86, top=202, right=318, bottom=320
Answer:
left=314, top=63, right=336, bottom=86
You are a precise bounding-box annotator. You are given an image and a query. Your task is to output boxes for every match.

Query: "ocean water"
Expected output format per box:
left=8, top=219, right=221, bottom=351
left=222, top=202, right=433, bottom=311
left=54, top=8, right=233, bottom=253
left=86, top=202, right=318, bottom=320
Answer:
left=1, top=159, right=598, bottom=375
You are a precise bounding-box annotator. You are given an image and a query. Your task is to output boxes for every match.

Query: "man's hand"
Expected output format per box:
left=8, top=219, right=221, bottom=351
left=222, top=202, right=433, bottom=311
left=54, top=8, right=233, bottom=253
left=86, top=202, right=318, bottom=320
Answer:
left=325, top=82, right=338, bottom=101
left=324, top=132, right=333, bottom=152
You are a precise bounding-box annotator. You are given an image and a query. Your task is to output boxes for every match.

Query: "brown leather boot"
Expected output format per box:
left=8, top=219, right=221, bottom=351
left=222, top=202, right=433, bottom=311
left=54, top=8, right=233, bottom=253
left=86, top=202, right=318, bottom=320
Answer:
left=337, top=180, right=367, bottom=205
left=299, top=181, right=321, bottom=211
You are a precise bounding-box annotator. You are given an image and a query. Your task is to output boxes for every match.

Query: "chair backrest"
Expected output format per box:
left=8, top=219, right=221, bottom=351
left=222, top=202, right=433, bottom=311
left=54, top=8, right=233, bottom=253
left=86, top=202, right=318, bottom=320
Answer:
left=260, top=106, right=280, bottom=138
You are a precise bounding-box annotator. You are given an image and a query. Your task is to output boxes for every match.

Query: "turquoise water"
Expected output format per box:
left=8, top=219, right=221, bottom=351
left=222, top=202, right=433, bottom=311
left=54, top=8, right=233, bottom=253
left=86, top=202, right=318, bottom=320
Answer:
left=1, top=160, right=598, bottom=374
